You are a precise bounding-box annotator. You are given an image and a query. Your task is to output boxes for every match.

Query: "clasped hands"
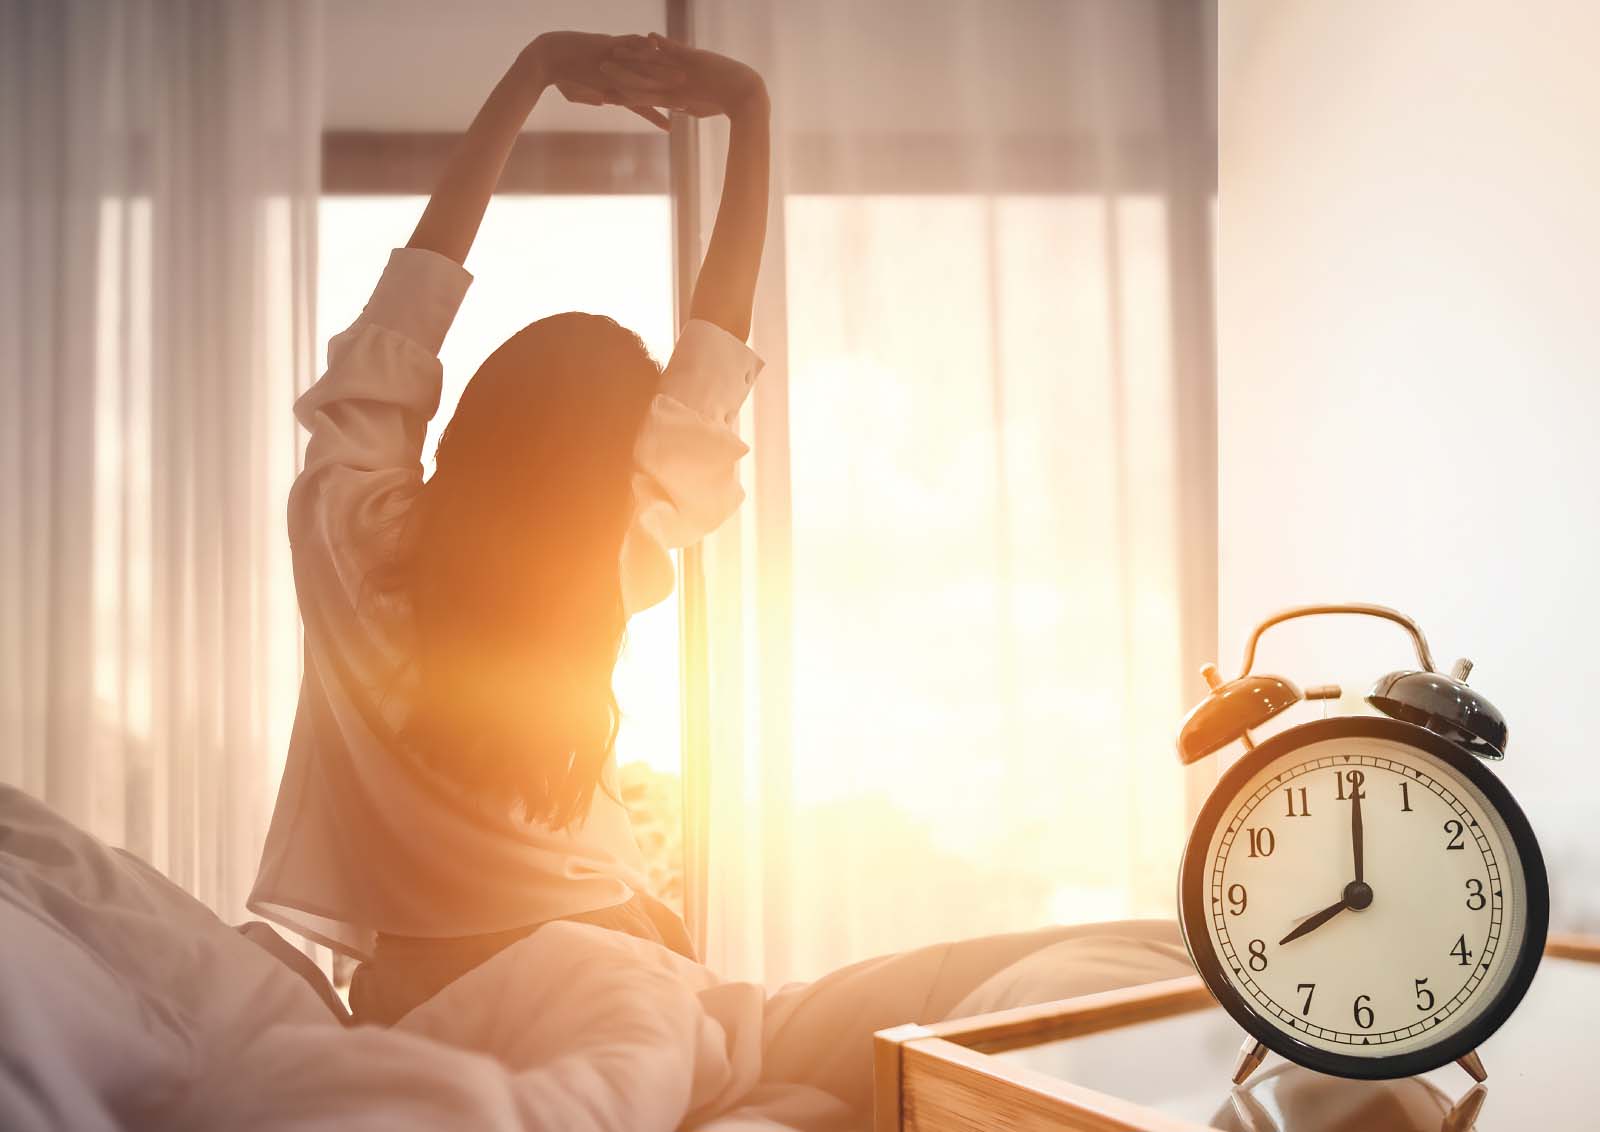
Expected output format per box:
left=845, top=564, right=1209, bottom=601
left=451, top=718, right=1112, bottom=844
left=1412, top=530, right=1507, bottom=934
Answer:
left=525, top=31, right=767, bottom=130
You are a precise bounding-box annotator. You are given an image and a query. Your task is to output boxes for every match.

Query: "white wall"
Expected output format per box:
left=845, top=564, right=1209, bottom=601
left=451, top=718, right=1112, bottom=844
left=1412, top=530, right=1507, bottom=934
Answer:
left=1220, top=0, right=1600, bottom=930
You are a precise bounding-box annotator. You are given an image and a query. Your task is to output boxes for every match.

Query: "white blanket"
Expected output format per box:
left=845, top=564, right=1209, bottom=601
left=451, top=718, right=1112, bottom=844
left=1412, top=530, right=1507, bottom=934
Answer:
left=0, top=786, right=1190, bottom=1131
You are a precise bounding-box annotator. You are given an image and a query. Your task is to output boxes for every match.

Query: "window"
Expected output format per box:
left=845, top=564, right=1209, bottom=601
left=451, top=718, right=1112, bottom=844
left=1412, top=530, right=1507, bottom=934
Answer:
left=723, top=192, right=1189, bottom=975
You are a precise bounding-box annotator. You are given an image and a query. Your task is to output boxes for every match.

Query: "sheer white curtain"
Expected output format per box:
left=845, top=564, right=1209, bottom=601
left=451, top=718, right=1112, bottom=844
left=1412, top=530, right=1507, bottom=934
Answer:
left=684, top=0, right=1217, bottom=984
left=0, top=0, right=321, bottom=923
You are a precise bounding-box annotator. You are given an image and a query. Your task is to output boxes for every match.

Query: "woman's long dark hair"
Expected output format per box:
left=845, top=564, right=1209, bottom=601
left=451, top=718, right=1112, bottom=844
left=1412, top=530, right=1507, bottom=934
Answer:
left=381, top=313, right=660, bottom=829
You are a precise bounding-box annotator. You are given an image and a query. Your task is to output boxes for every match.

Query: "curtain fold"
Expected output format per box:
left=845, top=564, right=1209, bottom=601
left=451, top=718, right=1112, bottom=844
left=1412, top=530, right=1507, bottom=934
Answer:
left=0, top=0, right=321, bottom=923
left=687, top=0, right=1216, bottom=985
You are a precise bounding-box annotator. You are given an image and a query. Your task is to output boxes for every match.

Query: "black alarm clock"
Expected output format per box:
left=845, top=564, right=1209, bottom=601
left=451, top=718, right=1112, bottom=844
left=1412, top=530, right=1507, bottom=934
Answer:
left=1176, top=604, right=1548, bottom=1086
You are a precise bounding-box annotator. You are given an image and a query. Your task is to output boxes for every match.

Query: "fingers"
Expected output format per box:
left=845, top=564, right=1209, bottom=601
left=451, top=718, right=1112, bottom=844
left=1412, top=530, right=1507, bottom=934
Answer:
left=556, top=81, right=605, bottom=107
left=611, top=46, right=670, bottom=66
left=664, top=99, right=721, bottom=117
left=638, top=90, right=721, bottom=117
left=598, top=60, right=683, bottom=91
left=558, top=77, right=671, bottom=129
left=613, top=33, right=687, bottom=64
left=647, top=32, right=690, bottom=55
left=628, top=105, right=671, bottom=131
left=559, top=35, right=695, bottom=125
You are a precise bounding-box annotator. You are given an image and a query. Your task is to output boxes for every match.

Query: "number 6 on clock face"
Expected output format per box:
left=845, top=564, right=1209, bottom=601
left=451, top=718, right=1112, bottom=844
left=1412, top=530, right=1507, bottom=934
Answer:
left=1179, top=716, right=1548, bottom=1080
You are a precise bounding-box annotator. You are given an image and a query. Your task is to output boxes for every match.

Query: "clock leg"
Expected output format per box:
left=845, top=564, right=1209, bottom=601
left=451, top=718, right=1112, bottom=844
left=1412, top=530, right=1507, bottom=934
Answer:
left=1442, top=1084, right=1488, bottom=1132
left=1231, top=1037, right=1268, bottom=1085
left=1455, top=1048, right=1487, bottom=1082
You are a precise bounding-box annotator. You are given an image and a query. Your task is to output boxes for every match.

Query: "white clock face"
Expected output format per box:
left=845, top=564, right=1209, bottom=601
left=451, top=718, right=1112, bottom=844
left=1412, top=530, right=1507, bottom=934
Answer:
left=1200, top=733, right=1530, bottom=1058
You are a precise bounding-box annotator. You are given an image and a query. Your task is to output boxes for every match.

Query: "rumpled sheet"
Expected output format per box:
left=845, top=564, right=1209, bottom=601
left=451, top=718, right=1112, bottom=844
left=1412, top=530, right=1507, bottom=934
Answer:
left=0, top=785, right=1191, bottom=1131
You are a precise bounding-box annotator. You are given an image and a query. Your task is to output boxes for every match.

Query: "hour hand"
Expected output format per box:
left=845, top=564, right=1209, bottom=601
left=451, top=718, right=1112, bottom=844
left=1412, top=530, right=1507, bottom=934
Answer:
left=1279, top=897, right=1347, bottom=945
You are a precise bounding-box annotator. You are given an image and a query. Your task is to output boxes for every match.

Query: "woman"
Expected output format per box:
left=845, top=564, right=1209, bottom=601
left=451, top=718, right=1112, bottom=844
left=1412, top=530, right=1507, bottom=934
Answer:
left=248, top=30, right=771, bottom=1025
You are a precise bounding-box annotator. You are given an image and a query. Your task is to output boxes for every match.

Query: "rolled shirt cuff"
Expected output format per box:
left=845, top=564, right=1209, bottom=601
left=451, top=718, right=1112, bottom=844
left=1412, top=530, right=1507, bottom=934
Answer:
left=659, top=319, right=764, bottom=426
left=357, top=247, right=475, bottom=356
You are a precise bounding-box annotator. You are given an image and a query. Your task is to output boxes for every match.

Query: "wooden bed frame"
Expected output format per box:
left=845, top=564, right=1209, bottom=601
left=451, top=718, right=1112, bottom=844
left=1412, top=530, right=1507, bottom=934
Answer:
left=873, top=934, right=1600, bottom=1132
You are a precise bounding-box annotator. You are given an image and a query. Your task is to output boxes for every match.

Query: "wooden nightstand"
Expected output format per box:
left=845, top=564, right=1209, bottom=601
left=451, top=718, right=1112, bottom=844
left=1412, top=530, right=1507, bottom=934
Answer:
left=874, top=935, right=1599, bottom=1131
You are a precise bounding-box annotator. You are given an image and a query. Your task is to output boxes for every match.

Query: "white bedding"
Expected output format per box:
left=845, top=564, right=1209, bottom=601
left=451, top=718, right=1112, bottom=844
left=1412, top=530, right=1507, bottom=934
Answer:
left=0, top=786, right=1190, bottom=1131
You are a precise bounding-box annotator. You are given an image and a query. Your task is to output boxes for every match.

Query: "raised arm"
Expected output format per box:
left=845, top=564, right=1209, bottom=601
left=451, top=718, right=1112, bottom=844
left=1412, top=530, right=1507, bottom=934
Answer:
left=693, top=76, right=770, bottom=342
left=615, top=36, right=770, bottom=341
left=407, top=33, right=680, bottom=266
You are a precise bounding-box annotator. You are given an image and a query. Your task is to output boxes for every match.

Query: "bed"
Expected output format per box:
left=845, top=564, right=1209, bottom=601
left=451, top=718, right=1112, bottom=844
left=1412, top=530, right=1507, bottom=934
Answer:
left=0, top=784, right=1191, bottom=1131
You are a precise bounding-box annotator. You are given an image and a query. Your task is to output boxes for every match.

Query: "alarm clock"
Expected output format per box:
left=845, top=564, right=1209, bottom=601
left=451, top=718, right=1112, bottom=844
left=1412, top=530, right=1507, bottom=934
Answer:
left=1176, top=603, right=1548, bottom=1086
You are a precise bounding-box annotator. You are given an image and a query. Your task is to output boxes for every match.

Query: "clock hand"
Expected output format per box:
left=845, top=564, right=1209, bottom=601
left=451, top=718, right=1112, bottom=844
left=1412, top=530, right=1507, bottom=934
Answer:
left=1351, top=773, right=1365, bottom=885
left=1279, top=896, right=1347, bottom=945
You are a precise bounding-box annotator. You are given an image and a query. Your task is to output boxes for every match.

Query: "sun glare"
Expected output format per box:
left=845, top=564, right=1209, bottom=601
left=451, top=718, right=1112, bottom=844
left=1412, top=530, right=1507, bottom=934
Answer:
left=318, top=195, right=683, bottom=777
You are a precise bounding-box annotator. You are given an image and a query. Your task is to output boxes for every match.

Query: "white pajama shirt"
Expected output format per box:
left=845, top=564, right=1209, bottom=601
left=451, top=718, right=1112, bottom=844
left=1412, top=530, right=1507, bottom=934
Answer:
left=249, top=248, right=761, bottom=959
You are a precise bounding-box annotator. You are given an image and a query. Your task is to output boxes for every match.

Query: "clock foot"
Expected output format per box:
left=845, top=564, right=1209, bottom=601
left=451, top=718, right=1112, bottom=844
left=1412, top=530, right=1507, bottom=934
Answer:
left=1231, top=1037, right=1268, bottom=1085
left=1456, top=1049, right=1487, bottom=1082
left=1442, top=1084, right=1488, bottom=1132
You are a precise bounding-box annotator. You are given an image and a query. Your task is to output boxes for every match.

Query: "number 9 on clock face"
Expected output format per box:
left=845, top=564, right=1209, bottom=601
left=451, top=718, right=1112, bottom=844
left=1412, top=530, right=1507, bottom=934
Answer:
left=1178, top=716, right=1548, bottom=1079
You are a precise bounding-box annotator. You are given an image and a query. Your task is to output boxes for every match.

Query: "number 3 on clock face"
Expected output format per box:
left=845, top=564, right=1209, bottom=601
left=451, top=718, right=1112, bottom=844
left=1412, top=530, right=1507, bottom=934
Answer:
left=1179, top=716, right=1548, bottom=1080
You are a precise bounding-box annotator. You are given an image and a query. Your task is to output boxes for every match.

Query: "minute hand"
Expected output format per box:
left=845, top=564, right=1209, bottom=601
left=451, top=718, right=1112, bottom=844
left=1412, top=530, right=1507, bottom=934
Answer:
left=1352, top=778, right=1364, bottom=884
left=1279, top=898, right=1347, bottom=946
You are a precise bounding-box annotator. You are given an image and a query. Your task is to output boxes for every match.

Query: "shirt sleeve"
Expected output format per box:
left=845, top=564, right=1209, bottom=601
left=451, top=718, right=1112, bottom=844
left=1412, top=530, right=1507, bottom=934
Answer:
left=620, top=320, right=765, bottom=615
left=288, top=247, right=473, bottom=593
